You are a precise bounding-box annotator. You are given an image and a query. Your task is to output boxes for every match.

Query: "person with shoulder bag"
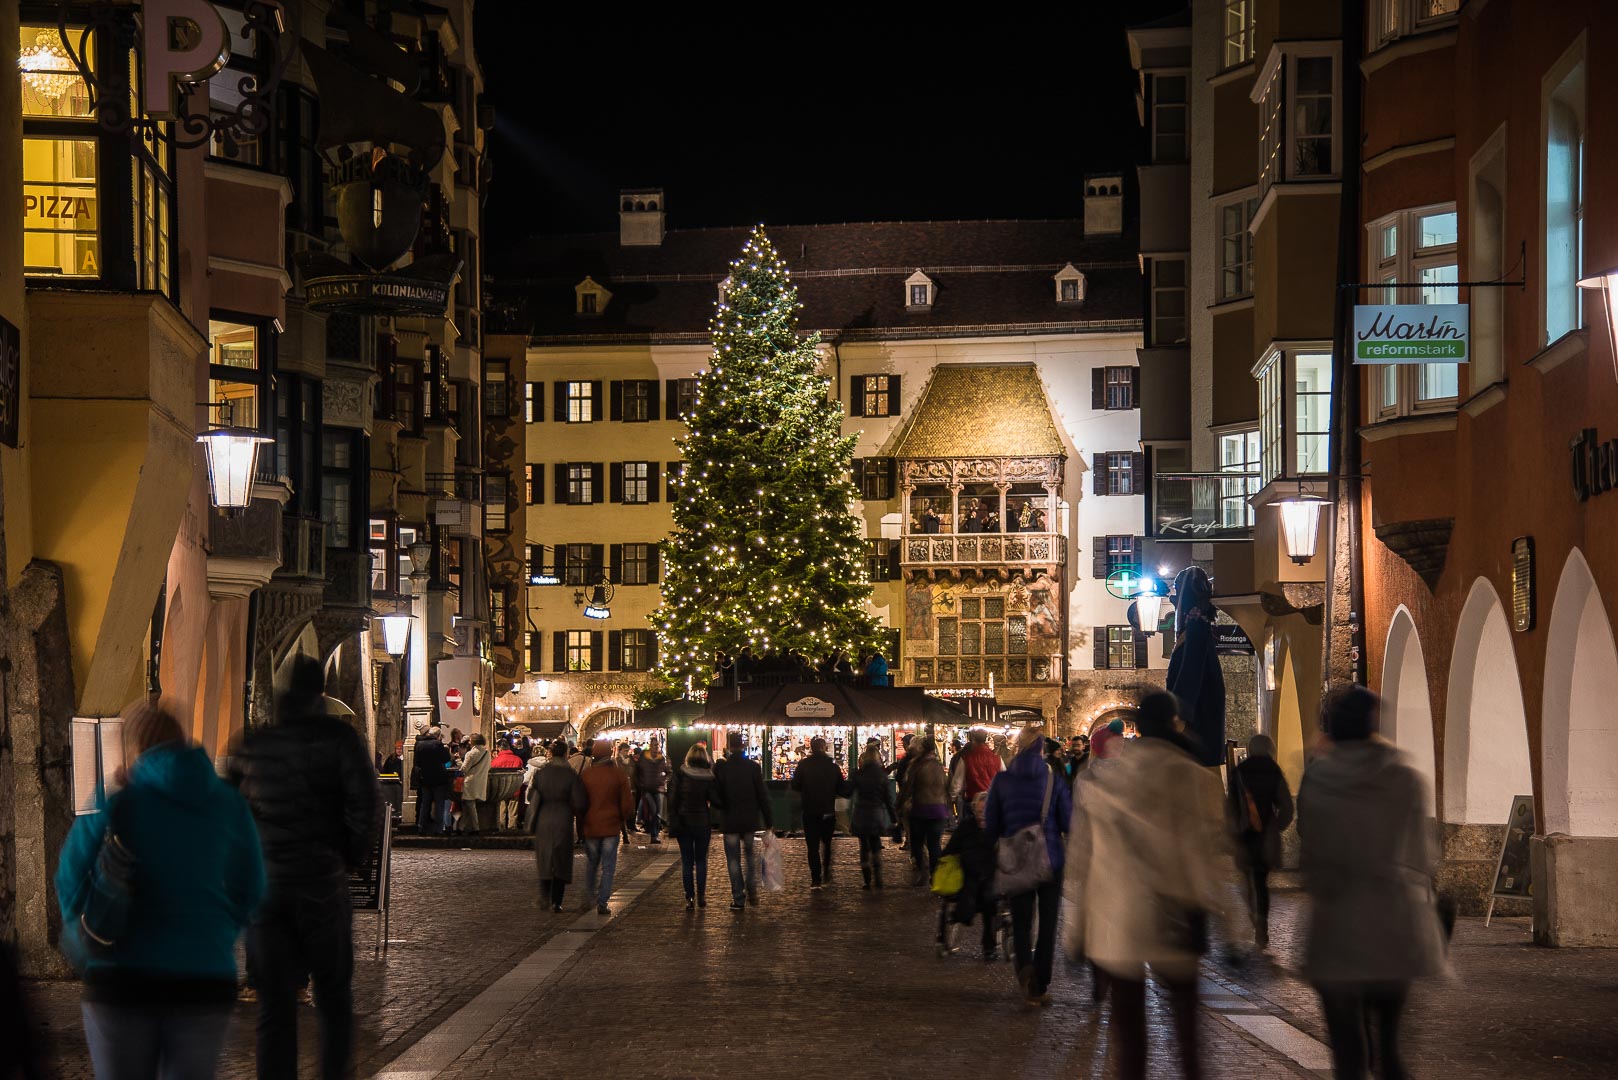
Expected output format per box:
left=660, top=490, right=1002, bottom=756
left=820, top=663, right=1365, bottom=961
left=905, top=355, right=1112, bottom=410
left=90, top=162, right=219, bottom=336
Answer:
left=1062, top=692, right=1229, bottom=1079
left=57, top=699, right=265, bottom=1079
left=458, top=733, right=493, bottom=835
left=985, top=725, right=1072, bottom=1006
left=850, top=741, right=896, bottom=889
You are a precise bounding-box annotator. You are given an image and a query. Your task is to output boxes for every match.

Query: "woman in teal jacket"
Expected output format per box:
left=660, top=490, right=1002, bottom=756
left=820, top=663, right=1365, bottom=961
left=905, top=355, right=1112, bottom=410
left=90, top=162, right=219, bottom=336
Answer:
left=55, top=700, right=265, bottom=1079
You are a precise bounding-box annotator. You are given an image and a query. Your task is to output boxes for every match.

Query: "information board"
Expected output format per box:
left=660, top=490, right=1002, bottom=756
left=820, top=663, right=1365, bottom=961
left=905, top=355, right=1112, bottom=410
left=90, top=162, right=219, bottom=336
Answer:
left=349, top=796, right=392, bottom=912
left=1485, top=794, right=1535, bottom=925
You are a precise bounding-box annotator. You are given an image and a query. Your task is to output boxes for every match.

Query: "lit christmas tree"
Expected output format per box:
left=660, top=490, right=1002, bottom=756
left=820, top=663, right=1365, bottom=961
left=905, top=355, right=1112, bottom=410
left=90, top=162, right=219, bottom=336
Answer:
left=653, top=226, right=883, bottom=691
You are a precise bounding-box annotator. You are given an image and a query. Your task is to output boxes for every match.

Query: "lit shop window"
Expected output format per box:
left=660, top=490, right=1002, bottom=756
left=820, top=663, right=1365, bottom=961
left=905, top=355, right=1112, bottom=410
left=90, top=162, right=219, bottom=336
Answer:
left=208, top=318, right=265, bottom=432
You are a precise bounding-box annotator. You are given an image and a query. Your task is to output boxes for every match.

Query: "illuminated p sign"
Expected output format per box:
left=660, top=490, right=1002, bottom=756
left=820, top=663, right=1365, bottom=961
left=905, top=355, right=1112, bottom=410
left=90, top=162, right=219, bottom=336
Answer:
left=142, top=0, right=231, bottom=119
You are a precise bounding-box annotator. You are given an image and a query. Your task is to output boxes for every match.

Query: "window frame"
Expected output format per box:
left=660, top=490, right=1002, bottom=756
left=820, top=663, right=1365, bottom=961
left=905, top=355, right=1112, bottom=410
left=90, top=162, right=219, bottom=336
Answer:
left=1216, top=194, right=1259, bottom=301
left=622, top=461, right=651, bottom=505
left=1254, top=344, right=1334, bottom=482
left=620, top=629, right=655, bottom=672
left=1254, top=43, right=1343, bottom=195
left=565, top=630, right=594, bottom=672
left=563, top=544, right=595, bottom=586
left=1105, top=625, right=1136, bottom=670
left=861, top=374, right=895, bottom=418
left=1104, top=365, right=1136, bottom=410
left=566, top=463, right=595, bottom=505
left=1365, top=203, right=1461, bottom=418
left=1150, top=257, right=1189, bottom=344
left=1370, top=0, right=1462, bottom=51
left=622, top=379, right=652, bottom=422
left=565, top=381, right=594, bottom=423
left=1222, top=0, right=1255, bottom=68
left=1149, top=71, right=1189, bottom=164
left=620, top=543, right=652, bottom=585
left=484, top=473, right=509, bottom=532
left=1542, top=39, right=1586, bottom=346
left=1217, top=428, right=1262, bottom=528
left=1105, top=535, right=1138, bottom=577
left=675, top=378, right=700, bottom=419
left=1105, top=452, right=1135, bottom=496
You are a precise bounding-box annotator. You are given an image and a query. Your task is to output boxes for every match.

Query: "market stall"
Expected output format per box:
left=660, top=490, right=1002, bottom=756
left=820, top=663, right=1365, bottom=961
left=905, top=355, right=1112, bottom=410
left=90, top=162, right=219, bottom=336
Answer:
left=598, top=698, right=712, bottom=766
left=703, top=683, right=975, bottom=832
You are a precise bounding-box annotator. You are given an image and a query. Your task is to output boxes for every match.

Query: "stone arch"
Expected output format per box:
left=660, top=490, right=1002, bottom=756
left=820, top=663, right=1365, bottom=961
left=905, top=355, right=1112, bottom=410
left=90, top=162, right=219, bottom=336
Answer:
left=1444, top=578, right=1533, bottom=824
left=1273, top=644, right=1306, bottom=795
left=1542, top=548, right=1618, bottom=836
left=1381, top=605, right=1437, bottom=811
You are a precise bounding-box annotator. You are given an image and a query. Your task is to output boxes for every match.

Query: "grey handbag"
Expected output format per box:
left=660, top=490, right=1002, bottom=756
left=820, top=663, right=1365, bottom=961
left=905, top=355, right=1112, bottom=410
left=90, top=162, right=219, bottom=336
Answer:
left=993, top=766, right=1055, bottom=897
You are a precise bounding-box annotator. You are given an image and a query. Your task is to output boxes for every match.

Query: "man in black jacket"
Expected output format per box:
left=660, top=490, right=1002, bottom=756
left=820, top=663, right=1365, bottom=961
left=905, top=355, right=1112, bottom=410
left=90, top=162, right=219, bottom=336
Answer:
left=713, top=731, right=773, bottom=909
left=411, top=726, right=454, bottom=834
left=230, top=657, right=379, bottom=1080
left=790, top=737, right=846, bottom=889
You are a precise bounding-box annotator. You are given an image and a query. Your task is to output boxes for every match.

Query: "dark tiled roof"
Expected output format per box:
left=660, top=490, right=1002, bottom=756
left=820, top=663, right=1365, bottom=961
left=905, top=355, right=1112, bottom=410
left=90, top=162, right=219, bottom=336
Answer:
left=491, top=219, right=1142, bottom=343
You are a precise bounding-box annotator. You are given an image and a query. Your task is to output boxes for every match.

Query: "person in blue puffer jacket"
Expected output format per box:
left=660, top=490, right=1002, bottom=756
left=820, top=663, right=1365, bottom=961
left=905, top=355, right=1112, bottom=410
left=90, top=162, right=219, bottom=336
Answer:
left=985, top=724, right=1072, bottom=1006
left=55, top=699, right=265, bottom=1078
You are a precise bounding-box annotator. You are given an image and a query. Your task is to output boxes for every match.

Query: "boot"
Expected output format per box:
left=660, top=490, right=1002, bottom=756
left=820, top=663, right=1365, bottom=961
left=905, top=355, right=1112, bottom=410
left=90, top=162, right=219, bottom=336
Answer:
left=860, top=855, right=872, bottom=889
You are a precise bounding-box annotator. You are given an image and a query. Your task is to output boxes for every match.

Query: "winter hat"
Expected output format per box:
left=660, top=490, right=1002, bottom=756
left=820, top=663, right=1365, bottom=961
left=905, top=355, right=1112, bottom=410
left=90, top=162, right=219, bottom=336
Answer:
left=1322, top=685, right=1379, bottom=741
left=1090, top=725, right=1122, bottom=760
left=1246, top=733, right=1276, bottom=758
left=1135, top=691, right=1182, bottom=742
left=1106, top=719, right=1125, bottom=736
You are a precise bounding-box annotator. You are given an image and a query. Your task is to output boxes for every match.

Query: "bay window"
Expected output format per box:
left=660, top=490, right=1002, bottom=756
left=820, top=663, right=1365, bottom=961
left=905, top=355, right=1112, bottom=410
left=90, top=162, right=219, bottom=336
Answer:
left=1150, top=258, right=1188, bottom=345
left=1218, top=429, right=1262, bottom=527
left=1217, top=195, right=1258, bottom=301
left=1367, top=204, right=1461, bottom=416
left=1256, top=346, right=1333, bottom=482
left=1150, top=74, right=1188, bottom=163
left=1254, top=44, right=1341, bottom=196
left=209, top=316, right=269, bottom=435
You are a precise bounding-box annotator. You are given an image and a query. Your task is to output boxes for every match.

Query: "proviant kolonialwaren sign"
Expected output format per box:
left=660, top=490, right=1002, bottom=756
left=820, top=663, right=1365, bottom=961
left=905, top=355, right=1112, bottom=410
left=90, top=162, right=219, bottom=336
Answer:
left=1352, top=303, right=1469, bottom=363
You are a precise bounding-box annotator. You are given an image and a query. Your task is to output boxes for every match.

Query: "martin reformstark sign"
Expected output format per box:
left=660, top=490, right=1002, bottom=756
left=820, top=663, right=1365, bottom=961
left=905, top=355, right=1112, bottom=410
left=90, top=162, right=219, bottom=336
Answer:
left=1352, top=303, right=1469, bottom=364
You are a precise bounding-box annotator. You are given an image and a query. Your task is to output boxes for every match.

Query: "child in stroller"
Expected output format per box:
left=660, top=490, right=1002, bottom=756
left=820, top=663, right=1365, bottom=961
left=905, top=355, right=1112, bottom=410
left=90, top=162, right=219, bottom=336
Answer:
left=934, top=793, right=1010, bottom=959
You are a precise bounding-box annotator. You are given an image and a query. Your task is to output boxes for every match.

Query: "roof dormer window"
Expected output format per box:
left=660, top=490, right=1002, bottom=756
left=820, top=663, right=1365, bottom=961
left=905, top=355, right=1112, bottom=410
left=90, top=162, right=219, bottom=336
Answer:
left=575, top=275, right=612, bottom=317
left=1055, top=262, right=1087, bottom=304
left=717, top=275, right=733, bottom=305
left=905, top=270, right=935, bottom=312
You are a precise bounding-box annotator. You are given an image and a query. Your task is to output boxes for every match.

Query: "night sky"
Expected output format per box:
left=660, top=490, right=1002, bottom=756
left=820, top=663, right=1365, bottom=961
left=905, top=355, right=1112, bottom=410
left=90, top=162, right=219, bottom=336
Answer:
left=475, top=3, right=1184, bottom=262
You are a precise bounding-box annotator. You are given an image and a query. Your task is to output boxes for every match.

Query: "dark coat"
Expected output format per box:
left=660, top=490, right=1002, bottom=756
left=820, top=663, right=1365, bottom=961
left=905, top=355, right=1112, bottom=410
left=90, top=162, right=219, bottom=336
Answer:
left=1165, top=566, right=1226, bottom=767
left=668, top=763, right=718, bottom=834
left=229, top=713, right=379, bottom=884
left=790, top=752, right=846, bottom=817
left=713, top=753, right=773, bottom=834
left=1230, top=754, right=1295, bottom=868
left=850, top=762, right=896, bottom=836
left=634, top=753, right=671, bottom=794
left=526, top=761, right=587, bottom=882
left=410, top=734, right=454, bottom=789
left=941, top=813, right=996, bottom=922
left=985, top=745, right=1072, bottom=874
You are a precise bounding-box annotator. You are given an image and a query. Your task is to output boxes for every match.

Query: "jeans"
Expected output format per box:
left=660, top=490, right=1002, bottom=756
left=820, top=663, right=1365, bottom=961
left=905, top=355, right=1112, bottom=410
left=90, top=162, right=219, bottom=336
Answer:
left=723, top=832, right=758, bottom=902
left=803, top=812, right=835, bottom=884
left=1008, top=879, right=1059, bottom=995
left=639, top=792, right=663, bottom=841
left=460, top=798, right=484, bottom=834
left=248, top=878, right=354, bottom=1080
left=81, top=1001, right=233, bottom=1080
left=418, top=785, right=451, bottom=833
left=909, top=815, right=945, bottom=875
left=1316, top=980, right=1412, bottom=1080
left=1110, top=972, right=1201, bottom=1080
left=584, top=835, right=620, bottom=906
left=677, top=827, right=711, bottom=900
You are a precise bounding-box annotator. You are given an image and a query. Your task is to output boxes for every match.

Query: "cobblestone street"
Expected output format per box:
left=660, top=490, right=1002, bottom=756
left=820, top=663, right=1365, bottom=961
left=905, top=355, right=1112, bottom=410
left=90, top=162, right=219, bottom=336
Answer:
left=22, top=839, right=1618, bottom=1078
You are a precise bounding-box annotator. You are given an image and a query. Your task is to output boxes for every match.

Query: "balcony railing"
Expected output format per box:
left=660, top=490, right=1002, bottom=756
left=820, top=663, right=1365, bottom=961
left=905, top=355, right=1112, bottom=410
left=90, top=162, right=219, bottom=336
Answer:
left=1151, top=472, right=1260, bottom=542
left=901, top=532, right=1064, bottom=567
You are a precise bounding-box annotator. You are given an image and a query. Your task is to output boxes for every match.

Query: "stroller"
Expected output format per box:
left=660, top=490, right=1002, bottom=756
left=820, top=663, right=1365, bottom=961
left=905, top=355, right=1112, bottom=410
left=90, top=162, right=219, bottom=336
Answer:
left=930, top=798, right=1012, bottom=960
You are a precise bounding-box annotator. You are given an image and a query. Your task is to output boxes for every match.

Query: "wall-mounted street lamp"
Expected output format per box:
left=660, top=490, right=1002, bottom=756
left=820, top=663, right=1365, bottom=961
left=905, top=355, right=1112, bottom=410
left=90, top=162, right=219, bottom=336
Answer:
left=535, top=678, right=550, bottom=700
left=1577, top=268, right=1618, bottom=382
left=377, top=612, right=413, bottom=657
left=196, top=401, right=271, bottom=510
left=1276, top=489, right=1330, bottom=565
left=1131, top=583, right=1173, bottom=635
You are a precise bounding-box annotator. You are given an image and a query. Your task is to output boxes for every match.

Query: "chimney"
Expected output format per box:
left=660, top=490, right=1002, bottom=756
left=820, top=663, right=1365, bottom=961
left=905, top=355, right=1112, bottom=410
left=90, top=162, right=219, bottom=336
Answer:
left=1083, top=175, right=1123, bottom=238
left=619, top=188, right=665, bottom=247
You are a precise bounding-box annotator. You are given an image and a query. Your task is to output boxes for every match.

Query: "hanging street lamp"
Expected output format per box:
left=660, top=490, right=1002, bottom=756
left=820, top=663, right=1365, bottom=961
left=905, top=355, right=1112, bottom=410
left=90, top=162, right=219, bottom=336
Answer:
left=1577, top=268, right=1618, bottom=382
left=377, top=613, right=413, bottom=657
left=1276, top=491, right=1330, bottom=564
left=196, top=426, right=273, bottom=509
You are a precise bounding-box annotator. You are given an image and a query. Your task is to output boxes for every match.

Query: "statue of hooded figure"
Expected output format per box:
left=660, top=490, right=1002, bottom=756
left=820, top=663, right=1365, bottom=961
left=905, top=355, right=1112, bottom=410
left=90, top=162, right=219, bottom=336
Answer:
left=1165, top=566, right=1226, bottom=767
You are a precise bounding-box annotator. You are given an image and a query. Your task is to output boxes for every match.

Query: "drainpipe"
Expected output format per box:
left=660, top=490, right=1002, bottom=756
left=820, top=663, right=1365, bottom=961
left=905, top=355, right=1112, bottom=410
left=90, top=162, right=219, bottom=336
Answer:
left=1328, top=0, right=1368, bottom=689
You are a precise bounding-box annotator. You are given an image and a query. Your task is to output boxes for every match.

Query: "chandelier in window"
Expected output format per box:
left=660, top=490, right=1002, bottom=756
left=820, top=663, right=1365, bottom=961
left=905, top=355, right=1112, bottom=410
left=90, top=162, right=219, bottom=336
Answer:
left=18, top=29, right=77, bottom=102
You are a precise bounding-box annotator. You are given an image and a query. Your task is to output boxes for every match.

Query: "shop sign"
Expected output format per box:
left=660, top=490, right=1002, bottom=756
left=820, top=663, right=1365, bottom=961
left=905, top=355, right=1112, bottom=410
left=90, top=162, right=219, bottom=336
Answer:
left=303, top=272, right=453, bottom=317
left=1213, top=623, right=1255, bottom=655
left=1487, top=795, right=1535, bottom=907
left=785, top=696, right=835, bottom=718
left=1352, top=304, right=1469, bottom=363
left=1570, top=428, right=1618, bottom=502
left=1511, top=537, right=1534, bottom=633
left=142, top=0, right=231, bottom=119
left=0, top=316, right=19, bottom=449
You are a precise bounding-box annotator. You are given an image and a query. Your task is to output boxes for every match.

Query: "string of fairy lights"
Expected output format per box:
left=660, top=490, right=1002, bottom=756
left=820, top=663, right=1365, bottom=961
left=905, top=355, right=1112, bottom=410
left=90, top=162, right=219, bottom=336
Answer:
left=650, top=226, right=884, bottom=691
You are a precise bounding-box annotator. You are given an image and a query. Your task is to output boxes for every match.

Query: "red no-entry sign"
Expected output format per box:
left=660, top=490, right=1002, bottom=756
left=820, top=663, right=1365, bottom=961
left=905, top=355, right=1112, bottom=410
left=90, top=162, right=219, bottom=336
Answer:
left=445, top=688, right=463, bottom=710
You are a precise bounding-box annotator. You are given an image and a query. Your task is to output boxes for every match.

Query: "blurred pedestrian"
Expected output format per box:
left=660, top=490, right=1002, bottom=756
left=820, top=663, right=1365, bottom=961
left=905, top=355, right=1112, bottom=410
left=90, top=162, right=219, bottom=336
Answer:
left=459, top=733, right=492, bottom=835
left=527, top=739, right=588, bottom=912
left=959, top=728, right=1004, bottom=803
left=789, top=735, right=846, bottom=890
left=231, top=658, right=379, bottom=1080
left=1229, top=733, right=1294, bottom=949
left=635, top=741, right=671, bottom=844
left=888, top=733, right=915, bottom=847
left=615, top=741, right=637, bottom=843
left=900, top=735, right=950, bottom=886
left=411, top=725, right=454, bottom=834
left=986, top=725, right=1071, bottom=1006
left=490, top=738, right=524, bottom=770
left=668, top=742, right=719, bottom=907
left=57, top=700, right=264, bottom=1080
left=1062, top=692, right=1227, bottom=1078
left=864, top=651, right=890, bottom=687
left=1301, top=686, right=1447, bottom=1080
left=851, top=741, right=896, bottom=889
left=939, top=793, right=1000, bottom=959
left=568, top=741, right=588, bottom=774
left=714, top=731, right=773, bottom=909
left=580, top=740, right=635, bottom=915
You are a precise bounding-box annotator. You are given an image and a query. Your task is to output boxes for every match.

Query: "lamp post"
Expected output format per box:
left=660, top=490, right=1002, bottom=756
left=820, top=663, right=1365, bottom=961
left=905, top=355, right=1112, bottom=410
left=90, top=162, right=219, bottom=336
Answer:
left=403, top=538, right=436, bottom=736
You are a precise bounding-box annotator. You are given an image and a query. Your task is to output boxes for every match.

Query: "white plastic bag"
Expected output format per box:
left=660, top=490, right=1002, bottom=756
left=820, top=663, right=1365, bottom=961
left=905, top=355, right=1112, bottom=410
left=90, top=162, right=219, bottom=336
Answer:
left=759, top=831, right=785, bottom=892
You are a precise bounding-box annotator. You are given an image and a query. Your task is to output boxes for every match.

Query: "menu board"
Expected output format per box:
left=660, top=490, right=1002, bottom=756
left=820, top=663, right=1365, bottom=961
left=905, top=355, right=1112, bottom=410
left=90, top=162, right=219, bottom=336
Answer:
left=349, top=796, right=392, bottom=912
left=1489, top=795, right=1536, bottom=900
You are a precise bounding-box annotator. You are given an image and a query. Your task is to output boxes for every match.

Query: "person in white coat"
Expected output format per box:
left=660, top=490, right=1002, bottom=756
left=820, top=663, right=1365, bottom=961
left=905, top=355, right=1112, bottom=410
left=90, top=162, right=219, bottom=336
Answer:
left=458, top=733, right=492, bottom=833
left=1300, top=685, right=1448, bottom=1080
left=1062, top=692, right=1230, bottom=1080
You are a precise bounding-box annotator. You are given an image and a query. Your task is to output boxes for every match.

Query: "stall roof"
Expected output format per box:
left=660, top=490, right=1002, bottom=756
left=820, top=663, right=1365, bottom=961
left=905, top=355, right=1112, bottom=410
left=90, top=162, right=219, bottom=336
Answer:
left=703, top=683, right=974, bottom=727
left=617, top=698, right=707, bottom=730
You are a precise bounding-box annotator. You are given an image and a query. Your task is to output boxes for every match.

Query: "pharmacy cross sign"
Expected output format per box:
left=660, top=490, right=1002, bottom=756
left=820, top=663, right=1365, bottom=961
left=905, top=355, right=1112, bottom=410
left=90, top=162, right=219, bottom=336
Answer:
left=1105, top=568, right=1147, bottom=601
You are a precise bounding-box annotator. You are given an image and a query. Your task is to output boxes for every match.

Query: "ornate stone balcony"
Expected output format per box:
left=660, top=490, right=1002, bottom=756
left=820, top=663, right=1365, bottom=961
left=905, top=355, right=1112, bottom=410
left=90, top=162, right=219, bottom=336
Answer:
left=207, top=482, right=290, bottom=600
left=901, top=532, right=1063, bottom=568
